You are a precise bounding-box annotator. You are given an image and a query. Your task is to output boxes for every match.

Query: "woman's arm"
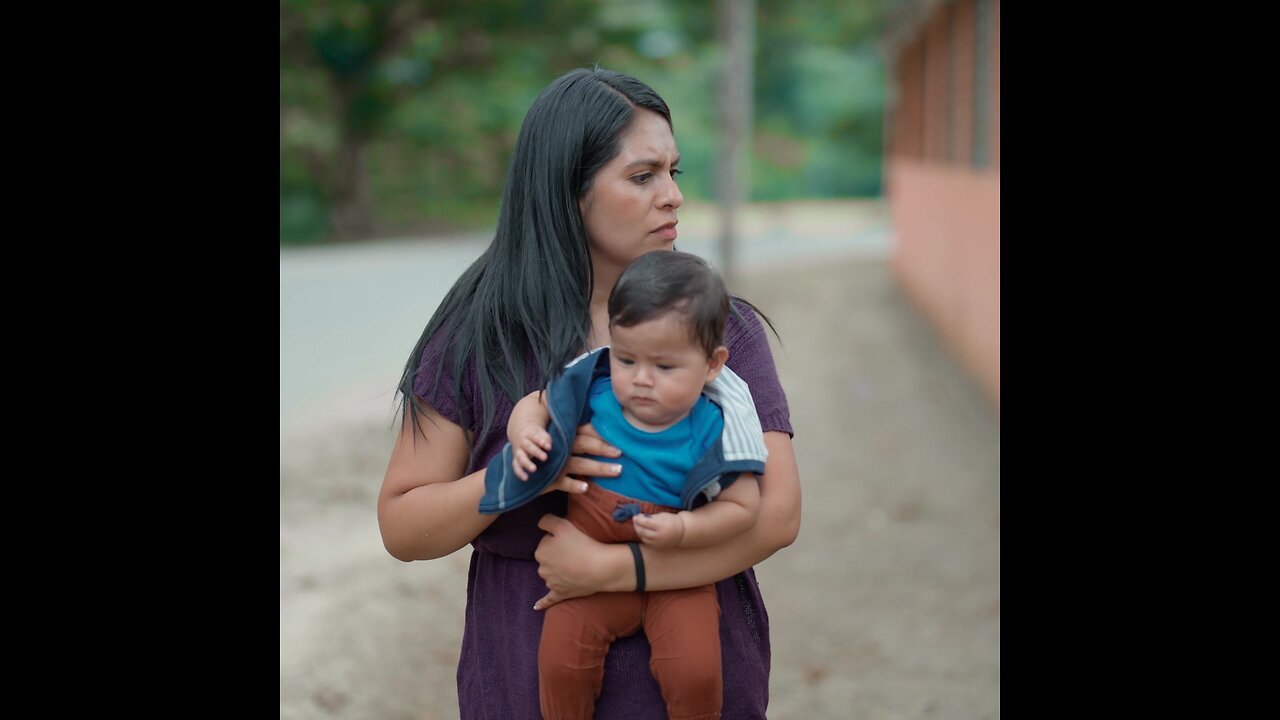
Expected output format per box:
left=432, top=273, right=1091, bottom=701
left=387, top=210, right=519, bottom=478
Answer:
left=533, top=430, right=800, bottom=609
left=377, top=403, right=496, bottom=561
left=378, top=403, right=624, bottom=562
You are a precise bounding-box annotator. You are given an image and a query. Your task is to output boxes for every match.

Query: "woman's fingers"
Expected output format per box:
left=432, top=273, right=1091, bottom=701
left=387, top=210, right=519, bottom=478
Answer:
left=534, top=513, right=605, bottom=606
left=524, top=422, right=623, bottom=495
left=533, top=591, right=561, bottom=611
left=571, top=423, right=621, bottom=458
left=537, top=513, right=566, bottom=533
left=562, top=455, right=622, bottom=480
left=543, top=475, right=588, bottom=495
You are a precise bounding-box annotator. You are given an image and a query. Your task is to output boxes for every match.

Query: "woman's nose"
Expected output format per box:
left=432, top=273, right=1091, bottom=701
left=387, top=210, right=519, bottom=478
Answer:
left=658, top=174, right=683, bottom=210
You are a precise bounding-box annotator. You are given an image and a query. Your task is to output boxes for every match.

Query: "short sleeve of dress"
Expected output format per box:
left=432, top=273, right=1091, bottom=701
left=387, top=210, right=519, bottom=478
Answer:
left=410, top=323, right=473, bottom=429
left=724, top=298, right=794, bottom=437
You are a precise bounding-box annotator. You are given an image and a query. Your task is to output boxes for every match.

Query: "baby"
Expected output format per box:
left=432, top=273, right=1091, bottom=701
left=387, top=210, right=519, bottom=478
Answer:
left=479, top=250, right=769, bottom=719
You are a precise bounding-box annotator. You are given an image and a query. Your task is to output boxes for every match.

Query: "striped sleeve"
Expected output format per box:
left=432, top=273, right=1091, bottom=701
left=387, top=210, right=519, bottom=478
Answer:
left=704, top=365, right=769, bottom=463
left=724, top=299, right=794, bottom=437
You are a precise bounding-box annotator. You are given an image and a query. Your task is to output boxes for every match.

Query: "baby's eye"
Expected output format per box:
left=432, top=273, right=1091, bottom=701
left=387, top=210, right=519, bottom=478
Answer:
left=657, top=364, right=674, bottom=371
left=618, top=357, right=635, bottom=365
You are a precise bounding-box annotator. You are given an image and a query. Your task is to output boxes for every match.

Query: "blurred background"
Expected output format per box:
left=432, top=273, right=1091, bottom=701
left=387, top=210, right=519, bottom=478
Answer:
left=281, top=0, right=999, bottom=718
left=280, top=0, right=891, bottom=245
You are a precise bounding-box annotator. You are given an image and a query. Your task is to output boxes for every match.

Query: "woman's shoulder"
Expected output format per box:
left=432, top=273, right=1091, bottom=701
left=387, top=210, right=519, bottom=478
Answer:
left=725, top=298, right=771, bottom=355
left=412, top=313, right=477, bottom=410
left=415, top=315, right=465, bottom=379
left=724, top=297, right=793, bottom=435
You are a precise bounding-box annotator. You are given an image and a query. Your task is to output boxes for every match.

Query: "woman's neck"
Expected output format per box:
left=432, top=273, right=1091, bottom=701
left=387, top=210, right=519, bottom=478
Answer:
left=586, top=305, right=611, bottom=351
left=588, top=259, right=622, bottom=350
left=590, top=260, right=621, bottom=308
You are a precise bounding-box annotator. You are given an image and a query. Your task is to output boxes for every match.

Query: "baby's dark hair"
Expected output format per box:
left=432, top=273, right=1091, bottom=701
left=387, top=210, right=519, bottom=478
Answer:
left=607, top=251, right=728, bottom=357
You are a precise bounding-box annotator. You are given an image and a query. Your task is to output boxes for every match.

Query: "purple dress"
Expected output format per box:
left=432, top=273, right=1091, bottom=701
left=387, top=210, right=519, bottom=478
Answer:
left=415, top=301, right=794, bottom=719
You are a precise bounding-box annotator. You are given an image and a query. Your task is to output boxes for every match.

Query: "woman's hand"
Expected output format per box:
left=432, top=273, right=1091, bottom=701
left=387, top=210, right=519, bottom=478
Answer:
left=533, top=514, right=628, bottom=610
left=539, top=422, right=623, bottom=496
left=532, top=422, right=626, bottom=608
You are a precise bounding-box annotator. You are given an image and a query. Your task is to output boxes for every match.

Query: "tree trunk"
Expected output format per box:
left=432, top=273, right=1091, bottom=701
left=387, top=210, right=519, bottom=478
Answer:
left=717, top=0, right=755, bottom=288
left=329, top=132, right=374, bottom=241
left=325, top=77, right=374, bottom=242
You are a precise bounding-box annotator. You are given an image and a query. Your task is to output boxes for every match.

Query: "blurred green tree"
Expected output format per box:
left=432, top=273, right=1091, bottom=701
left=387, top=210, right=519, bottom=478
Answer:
left=281, top=0, right=611, bottom=243
left=281, top=0, right=427, bottom=241
left=280, top=0, right=900, bottom=245
left=754, top=0, right=897, bottom=198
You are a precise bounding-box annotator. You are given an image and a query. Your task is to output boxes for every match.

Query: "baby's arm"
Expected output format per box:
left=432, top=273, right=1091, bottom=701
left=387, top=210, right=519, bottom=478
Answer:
left=508, top=390, right=553, bottom=481
left=633, top=473, right=760, bottom=549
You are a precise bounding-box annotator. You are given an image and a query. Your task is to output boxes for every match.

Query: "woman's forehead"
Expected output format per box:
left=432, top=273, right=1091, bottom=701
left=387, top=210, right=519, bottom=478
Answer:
left=615, top=112, right=678, bottom=164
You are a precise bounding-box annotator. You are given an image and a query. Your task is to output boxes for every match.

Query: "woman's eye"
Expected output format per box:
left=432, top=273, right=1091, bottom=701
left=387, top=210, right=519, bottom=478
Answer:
left=671, top=168, right=683, bottom=180
left=631, top=173, right=653, bottom=184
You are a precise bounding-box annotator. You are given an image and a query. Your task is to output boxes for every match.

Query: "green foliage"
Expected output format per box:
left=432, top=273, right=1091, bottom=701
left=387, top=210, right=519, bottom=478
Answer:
left=280, top=184, right=331, bottom=244
left=280, top=0, right=897, bottom=244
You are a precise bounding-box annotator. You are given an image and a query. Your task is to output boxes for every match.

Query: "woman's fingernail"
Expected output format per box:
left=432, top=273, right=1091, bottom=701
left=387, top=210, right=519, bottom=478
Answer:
left=611, top=464, right=622, bottom=474
left=578, top=482, right=589, bottom=493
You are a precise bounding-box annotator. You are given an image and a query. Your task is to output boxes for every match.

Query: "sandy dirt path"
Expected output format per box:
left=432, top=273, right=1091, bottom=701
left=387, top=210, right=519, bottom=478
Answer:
left=280, top=253, right=999, bottom=719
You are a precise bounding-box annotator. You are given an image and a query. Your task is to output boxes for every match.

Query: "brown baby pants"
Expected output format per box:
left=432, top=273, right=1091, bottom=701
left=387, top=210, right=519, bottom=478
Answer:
left=539, top=482, right=722, bottom=720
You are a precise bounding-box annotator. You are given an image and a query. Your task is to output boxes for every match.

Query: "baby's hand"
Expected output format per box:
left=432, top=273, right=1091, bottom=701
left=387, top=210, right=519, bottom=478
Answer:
left=510, top=424, right=553, bottom=481
left=632, top=512, right=685, bottom=549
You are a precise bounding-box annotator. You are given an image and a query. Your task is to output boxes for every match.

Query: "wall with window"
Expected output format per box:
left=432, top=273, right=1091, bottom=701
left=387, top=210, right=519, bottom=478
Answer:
left=884, top=0, right=1000, bottom=411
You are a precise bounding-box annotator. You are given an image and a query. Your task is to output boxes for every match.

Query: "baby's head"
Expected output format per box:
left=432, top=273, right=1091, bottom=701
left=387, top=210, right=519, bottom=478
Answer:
left=606, top=251, right=730, bottom=430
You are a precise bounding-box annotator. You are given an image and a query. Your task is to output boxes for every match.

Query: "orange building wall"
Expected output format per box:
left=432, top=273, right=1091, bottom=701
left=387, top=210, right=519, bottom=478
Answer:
left=887, top=159, right=999, bottom=409
left=885, top=0, right=1000, bottom=413
left=923, top=11, right=949, bottom=163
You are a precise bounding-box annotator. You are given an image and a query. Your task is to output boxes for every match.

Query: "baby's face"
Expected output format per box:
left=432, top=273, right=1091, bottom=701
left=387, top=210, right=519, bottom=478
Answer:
left=609, top=312, right=714, bottom=432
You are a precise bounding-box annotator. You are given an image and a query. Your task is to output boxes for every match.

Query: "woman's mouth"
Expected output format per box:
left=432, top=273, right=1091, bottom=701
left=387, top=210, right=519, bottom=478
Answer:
left=652, top=223, right=677, bottom=240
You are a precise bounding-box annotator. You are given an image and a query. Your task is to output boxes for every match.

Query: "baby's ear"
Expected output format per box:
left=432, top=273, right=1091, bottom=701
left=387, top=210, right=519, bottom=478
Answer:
left=705, top=346, right=729, bottom=382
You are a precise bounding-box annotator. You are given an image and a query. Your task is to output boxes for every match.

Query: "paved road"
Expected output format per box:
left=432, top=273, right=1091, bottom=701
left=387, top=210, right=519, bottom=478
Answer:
left=280, top=231, right=490, bottom=436
left=279, top=199, right=890, bottom=439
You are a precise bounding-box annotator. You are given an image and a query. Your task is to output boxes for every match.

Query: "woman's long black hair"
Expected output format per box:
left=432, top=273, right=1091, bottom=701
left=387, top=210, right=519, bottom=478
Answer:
left=396, top=68, right=673, bottom=455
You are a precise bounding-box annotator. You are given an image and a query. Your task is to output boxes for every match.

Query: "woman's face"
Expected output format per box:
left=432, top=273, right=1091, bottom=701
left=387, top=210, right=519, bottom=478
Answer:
left=579, top=109, right=684, bottom=276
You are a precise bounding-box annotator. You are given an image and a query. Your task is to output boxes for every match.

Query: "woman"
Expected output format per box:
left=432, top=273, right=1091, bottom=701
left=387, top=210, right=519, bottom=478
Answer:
left=378, top=67, right=801, bottom=719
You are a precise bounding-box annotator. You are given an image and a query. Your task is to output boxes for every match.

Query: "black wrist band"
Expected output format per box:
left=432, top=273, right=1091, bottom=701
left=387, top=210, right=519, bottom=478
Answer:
left=627, top=541, right=646, bottom=593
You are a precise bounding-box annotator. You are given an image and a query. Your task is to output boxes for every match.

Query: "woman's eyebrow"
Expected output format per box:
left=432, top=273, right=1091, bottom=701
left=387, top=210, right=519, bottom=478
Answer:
left=622, top=155, right=682, bottom=171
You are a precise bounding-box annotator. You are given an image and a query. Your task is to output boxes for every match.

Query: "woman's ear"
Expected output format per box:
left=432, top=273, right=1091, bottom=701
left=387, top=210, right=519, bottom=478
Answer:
left=705, top=346, right=729, bottom=382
